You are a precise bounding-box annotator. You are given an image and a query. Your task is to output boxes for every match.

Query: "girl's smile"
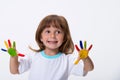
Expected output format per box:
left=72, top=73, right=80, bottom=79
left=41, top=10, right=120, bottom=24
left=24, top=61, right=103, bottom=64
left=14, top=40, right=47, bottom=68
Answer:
left=47, top=41, right=58, bottom=44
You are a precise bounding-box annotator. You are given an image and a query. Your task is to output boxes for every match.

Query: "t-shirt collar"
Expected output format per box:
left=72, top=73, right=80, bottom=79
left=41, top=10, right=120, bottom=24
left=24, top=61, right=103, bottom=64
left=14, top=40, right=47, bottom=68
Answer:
left=41, top=50, right=62, bottom=59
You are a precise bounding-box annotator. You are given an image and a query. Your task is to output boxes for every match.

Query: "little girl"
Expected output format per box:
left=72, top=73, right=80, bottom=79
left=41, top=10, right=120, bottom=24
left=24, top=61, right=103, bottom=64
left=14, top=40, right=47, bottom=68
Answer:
left=10, top=14, right=94, bottom=80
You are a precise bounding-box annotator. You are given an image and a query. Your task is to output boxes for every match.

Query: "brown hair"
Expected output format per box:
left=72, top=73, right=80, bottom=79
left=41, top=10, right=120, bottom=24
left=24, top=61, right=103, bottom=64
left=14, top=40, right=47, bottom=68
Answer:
left=30, top=14, right=74, bottom=54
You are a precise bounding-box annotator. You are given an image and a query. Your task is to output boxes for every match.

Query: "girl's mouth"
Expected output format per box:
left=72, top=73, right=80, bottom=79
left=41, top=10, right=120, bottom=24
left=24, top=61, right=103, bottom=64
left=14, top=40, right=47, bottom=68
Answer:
left=47, top=41, right=58, bottom=44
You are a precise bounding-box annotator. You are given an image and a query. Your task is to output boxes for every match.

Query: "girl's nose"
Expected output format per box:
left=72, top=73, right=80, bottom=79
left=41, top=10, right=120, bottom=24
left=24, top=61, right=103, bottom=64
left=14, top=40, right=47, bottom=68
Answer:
left=51, top=33, right=55, bottom=38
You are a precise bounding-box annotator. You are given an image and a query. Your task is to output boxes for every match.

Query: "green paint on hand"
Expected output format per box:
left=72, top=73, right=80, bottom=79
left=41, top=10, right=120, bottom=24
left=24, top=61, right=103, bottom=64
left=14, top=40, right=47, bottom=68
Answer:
left=8, top=48, right=17, bottom=56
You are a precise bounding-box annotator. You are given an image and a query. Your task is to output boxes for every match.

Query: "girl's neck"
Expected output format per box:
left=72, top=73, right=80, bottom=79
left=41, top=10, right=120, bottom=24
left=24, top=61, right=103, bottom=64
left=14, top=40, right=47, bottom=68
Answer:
left=44, top=49, right=59, bottom=56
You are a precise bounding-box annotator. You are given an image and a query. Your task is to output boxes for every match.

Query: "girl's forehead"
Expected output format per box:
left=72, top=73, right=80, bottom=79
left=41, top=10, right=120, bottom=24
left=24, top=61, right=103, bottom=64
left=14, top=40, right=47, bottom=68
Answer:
left=45, top=22, right=62, bottom=29
left=45, top=25, right=62, bottom=30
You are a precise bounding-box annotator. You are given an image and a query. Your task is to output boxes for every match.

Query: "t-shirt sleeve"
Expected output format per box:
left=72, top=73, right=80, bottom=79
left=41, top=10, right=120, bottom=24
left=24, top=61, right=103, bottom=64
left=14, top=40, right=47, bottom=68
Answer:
left=18, top=53, right=34, bottom=74
left=18, top=58, right=31, bottom=74
left=70, top=60, right=84, bottom=76
left=68, top=53, right=84, bottom=76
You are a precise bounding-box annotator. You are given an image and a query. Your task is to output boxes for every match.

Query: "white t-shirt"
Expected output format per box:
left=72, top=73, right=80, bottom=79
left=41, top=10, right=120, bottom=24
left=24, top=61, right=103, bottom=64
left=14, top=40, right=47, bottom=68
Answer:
left=18, top=50, right=84, bottom=80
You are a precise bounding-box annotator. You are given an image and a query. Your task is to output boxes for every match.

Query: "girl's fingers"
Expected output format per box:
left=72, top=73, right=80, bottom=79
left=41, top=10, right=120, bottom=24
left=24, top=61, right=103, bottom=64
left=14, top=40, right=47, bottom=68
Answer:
left=74, top=59, right=81, bottom=65
left=8, top=39, right=11, bottom=48
left=88, top=44, right=93, bottom=51
left=18, top=53, right=25, bottom=57
left=4, top=40, right=16, bottom=49
left=80, top=40, right=83, bottom=49
left=4, top=41, right=9, bottom=49
left=75, top=44, right=80, bottom=51
left=1, top=48, right=7, bottom=52
left=13, top=41, right=16, bottom=49
left=84, top=41, right=87, bottom=49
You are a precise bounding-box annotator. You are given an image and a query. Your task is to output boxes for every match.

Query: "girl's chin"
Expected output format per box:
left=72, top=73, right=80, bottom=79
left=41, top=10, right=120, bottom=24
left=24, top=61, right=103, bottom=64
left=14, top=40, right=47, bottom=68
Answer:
left=45, top=46, right=59, bottom=50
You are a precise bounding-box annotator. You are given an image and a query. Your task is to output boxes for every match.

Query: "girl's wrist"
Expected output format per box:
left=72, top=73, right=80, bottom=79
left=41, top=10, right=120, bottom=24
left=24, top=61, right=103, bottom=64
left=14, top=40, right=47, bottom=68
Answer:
left=82, top=56, right=89, bottom=62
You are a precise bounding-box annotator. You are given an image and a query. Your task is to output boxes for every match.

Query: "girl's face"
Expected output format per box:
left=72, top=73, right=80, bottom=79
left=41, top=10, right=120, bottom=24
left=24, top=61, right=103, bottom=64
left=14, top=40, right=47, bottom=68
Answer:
left=41, top=26, right=64, bottom=52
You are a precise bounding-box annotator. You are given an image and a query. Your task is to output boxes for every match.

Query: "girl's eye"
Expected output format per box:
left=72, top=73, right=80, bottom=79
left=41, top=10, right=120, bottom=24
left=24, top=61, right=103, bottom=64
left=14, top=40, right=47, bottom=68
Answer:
left=56, top=31, right=61, bottom=34
left=45, top=30, right=50, bottom=34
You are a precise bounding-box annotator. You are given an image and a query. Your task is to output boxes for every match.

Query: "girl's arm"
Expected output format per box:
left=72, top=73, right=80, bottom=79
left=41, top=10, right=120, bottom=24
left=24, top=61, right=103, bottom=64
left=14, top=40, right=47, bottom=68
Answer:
left=82, top=56, right=94, bottom=76
left=1, top=40, right=23, bottom=74
left=74, top=41, right=94, bottom=76
left=10, top=56, right=19, bottom=74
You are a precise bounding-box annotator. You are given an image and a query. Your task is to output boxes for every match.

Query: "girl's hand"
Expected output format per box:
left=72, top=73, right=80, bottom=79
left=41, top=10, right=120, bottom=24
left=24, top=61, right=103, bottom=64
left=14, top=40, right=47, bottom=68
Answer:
left=1, top=39, right=25, bottom=57
left=74, top=40, right=93, bottom=65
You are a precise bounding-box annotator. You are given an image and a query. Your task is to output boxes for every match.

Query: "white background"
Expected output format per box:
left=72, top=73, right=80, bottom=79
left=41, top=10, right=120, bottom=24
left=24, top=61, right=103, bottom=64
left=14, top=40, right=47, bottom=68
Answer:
left=0, top=0, right=120, bottom=80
